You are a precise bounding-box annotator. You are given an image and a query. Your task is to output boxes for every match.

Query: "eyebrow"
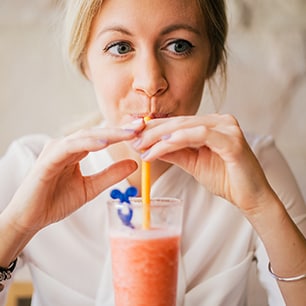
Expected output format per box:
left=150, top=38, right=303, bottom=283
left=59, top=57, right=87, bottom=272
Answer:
left=161, top=24, right=201, bottom=36
left=97, top=23, right=201, bottom=38
left=97, top=26, right=132, bottom=38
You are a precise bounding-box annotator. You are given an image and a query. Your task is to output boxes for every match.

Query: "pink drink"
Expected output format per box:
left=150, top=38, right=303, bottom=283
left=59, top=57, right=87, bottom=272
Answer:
left=111, top=229, right=180, bottom=306
left=107, top=198, right=183, bottom=306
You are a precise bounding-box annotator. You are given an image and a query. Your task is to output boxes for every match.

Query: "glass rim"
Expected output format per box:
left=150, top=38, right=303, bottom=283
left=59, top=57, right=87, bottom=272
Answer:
left=107, top=197, right=182, bottom=208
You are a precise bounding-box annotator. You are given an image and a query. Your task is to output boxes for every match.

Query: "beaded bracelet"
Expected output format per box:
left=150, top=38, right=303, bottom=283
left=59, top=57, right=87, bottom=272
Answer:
left=0, top=258, right=17, bottom=292
left=268, top=262, right=306, bottom=282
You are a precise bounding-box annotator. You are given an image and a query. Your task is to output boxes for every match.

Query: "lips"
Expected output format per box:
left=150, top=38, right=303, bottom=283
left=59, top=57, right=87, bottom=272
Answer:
left=151, top=113, right=171, bottom=119
left=131, top=113, right=170, bottom=119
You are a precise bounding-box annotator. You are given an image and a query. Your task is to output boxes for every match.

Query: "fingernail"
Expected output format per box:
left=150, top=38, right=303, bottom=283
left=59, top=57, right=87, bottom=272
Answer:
left=161, top=134, right=171, bottom=140
left=131, top=118, right=144, bottom=125
left=122, top=118, right=143, bottom=130
left=133, top=138, right=142, bottom=148
left=98, top=139, right=108, bottom=146
left=141, top=150, right=150, bottom=160
left=123, top=129, right=136, bottom=134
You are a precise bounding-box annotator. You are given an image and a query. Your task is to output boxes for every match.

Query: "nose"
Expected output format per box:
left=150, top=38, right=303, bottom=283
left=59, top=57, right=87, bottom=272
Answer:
left=132, top=52, right=168, bottom=98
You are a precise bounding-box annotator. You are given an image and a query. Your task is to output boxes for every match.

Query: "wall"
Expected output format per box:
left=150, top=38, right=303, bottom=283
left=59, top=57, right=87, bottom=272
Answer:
left=0, top=0, right=98, bottom=155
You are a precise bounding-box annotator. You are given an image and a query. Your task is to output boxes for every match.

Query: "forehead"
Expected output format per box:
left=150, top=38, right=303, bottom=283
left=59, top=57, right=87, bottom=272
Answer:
left=91, top=0, right=206, bottom=38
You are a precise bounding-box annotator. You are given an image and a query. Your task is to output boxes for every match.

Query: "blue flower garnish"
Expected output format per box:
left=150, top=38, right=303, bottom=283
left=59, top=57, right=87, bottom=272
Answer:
left=110, top=186, right=138, bottom=228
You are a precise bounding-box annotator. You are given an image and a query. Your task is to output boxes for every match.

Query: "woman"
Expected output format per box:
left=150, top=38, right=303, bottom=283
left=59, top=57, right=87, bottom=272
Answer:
left=1, top=0, right=305, bottom=305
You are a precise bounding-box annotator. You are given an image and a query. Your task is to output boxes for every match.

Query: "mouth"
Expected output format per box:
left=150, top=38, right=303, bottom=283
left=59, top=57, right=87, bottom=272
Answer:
left=131, top=113, right=171, bottom=119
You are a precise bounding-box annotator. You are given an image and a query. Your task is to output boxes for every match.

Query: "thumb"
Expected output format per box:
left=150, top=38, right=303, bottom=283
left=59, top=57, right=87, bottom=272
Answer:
left=83, top=159, right=138, bottom=201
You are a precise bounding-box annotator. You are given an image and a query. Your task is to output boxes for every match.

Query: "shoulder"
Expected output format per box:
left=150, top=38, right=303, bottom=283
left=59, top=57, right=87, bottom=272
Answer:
left=10, top=134, right=51, bottom=158
left=244, top=131, right=290, bottom=182
left=245, top=132, right=305, bottom=216
left=244, top=132, right=293, bottom=178
left=1, top=133, right=51, bottom=166
left=244, top=132, right=275, bottom=155
left=244, top=132, right=283, bottom=168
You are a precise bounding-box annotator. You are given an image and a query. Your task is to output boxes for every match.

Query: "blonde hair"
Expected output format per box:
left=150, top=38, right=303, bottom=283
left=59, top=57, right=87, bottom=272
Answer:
left=63, top=0, right=104, bottom=75
left=64, top=0, right=228, bottom=79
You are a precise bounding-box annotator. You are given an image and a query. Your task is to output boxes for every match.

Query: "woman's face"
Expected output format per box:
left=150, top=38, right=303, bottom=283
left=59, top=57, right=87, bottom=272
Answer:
left=85, top=0, right=210, bottom=127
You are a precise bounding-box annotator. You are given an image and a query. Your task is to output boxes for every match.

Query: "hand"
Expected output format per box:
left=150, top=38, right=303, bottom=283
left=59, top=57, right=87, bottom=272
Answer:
left=6, top=122, right=145, bottom=234
left=134, top=114, right=273, bottom=213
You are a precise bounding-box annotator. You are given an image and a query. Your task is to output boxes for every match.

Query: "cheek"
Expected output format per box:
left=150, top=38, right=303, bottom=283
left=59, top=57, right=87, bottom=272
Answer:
left=86, top=50, right=129, bottom=99
left=178, top=70, right=206, bottom=114
left=89, top=65, right=132, bottom=124
left=91, top=66, right=116, bottom=94
left=91, top=66, right=129, bottom=105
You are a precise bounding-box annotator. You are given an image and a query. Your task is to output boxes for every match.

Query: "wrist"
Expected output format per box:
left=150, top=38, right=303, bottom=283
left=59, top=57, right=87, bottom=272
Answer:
left=243, top=190, right=306, bottom=278
left=0, top=258, right=18, bottom=292
left=241, top=188, right=284, bottom=231
left=0, top=208, right=36, bottom=267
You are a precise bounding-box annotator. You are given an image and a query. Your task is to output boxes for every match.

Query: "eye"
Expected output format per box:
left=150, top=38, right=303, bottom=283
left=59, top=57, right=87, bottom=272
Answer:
left=103, top=41, right=133, bottom=56
left=165, top=39, right=194, bottom=56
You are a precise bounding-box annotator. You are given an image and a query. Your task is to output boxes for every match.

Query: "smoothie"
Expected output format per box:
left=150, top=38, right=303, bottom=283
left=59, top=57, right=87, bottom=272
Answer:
left=110, top=229, right=180, bottom=306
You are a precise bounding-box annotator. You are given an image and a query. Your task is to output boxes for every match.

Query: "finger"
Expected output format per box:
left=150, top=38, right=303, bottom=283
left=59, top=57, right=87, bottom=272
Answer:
left=63, top=126, right=144, bottom=153
left=145, top=114, right=232, bottom=130
left=139, top=125, right=208, bottom=160
left=37, top=124, right=144, bottom=169
left=140, top=124, right=245, bottom=163
left=67, top=119, right=145, bottom=141
left=83, top=159, right=138, bottom=201
left=135, top=114, right=238, bottom=150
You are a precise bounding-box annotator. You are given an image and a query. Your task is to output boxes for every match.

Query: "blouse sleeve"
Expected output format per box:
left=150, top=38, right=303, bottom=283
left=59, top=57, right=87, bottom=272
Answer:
left=0, top=134, right=49, bottom=305
left=0, top=134, right=49, bottom=212
left=251, top=135, right=306, bottom=305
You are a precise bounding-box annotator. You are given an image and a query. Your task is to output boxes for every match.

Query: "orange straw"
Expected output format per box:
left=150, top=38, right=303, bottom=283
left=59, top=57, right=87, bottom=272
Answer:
left=142, top=116, right=151, bottom=230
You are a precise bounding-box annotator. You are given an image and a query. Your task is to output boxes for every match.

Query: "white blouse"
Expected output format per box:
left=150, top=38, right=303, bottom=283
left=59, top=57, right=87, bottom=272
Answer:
left=0, top=132, right=305, bottom=306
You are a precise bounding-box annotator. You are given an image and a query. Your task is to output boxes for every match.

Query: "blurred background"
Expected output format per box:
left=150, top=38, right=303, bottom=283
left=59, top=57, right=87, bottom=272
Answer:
left=0, top=0, right=305, bottom=299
